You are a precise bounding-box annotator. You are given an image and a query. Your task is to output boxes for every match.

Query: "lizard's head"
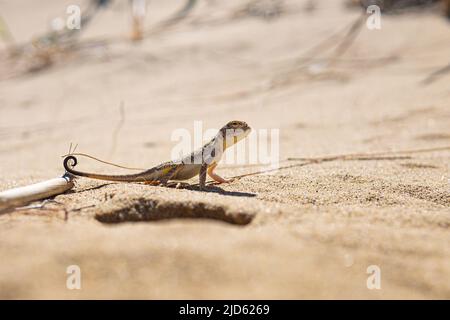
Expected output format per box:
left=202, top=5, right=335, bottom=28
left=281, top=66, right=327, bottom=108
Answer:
left=219, top=120, right=251, bottom=148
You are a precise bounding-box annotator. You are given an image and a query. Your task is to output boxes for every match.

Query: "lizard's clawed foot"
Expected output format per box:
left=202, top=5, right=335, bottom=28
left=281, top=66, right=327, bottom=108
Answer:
left=212, top=177, right=235, bottom=184
left=164, top=181, right=190, bottom=189
left=144, top=180, right=171, bottom=187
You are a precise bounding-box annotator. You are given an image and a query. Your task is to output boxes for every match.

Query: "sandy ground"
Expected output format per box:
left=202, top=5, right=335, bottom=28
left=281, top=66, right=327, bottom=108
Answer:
left=0, top=0, right=449, bottom=299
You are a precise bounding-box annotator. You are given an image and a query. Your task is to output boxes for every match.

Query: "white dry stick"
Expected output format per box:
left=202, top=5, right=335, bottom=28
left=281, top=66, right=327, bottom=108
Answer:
left=0, top=174, right=74, bottom=212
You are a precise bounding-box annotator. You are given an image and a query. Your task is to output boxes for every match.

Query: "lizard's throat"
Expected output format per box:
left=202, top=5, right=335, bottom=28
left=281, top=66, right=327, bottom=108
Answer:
left=220, top=136, right=238, bottom=150
left=219, top=133, right=249, bottom=150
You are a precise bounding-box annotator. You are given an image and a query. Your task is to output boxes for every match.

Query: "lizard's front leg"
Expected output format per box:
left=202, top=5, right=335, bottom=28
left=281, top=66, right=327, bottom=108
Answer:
left=207, top=162, right=234, bottom=184
left=199, top=162, right=208, bottom=190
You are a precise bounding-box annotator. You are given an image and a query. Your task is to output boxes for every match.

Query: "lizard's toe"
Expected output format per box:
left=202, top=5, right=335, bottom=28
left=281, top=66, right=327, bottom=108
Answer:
left=216, top=178, right=235, bottom=184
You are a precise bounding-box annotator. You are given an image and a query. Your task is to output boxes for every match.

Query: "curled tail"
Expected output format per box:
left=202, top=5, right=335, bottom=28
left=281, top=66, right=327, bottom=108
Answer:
left=63, top=155, right=152, bottom=182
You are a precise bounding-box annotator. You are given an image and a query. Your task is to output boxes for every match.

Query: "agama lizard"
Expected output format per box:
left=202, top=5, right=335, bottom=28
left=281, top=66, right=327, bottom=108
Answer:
left=63, top=121, right=251, bottom=190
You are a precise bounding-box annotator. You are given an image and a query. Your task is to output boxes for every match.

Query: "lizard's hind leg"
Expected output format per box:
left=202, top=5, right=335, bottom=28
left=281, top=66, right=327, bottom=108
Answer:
left=158, top=165, right=182, bottom=186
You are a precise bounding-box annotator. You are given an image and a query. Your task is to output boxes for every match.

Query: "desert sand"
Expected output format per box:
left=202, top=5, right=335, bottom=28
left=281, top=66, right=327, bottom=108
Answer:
left=0, top=0, right=449, bottom=299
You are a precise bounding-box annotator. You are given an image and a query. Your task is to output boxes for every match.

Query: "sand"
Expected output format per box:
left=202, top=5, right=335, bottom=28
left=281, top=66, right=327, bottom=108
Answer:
left=0, top=0, right=449, bottom=299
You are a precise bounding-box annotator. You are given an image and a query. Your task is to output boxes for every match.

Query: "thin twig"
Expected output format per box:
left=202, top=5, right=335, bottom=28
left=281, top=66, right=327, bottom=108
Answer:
left=70, top=204, right=95, bottom=212
left=294, top=11, right=365, bottom=69
left=287, top=145, right=450, bottom=161
left=421, top=62, right=450, bottom=85
left=327, top=12, right=366, bottom=67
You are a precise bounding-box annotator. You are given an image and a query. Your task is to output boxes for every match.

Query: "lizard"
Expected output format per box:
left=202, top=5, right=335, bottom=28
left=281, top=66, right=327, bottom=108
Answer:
left=63, top=120, right=251, bottom=190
